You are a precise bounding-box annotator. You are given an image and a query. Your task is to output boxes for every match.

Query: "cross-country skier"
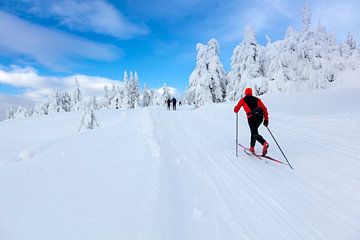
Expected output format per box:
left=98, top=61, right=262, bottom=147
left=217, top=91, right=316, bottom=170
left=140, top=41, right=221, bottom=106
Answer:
left=167, top=98, right=171, bottom=110
left=234, top=87, right=269, bottom=156
left=172, top=97, right=177, bottom=111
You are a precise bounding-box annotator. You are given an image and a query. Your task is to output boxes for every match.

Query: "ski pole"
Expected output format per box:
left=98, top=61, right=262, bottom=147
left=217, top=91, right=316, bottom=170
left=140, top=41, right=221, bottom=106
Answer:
left=236, top=112, right=238, bottom=157
left=266, top=126, right=293, bottom=169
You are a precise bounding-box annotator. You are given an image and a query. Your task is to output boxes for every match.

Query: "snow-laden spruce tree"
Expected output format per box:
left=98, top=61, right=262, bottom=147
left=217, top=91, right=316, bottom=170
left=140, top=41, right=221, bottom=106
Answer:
left=186, top=38, right=226, bottom=107
left=110, top=83, right=117, bottom=103
left=72, top=79, right=82, bottom=111
left=48, top=90, right=61, bottom=113
left=102, top=85, right=110, bottom=109
left=227, top=26, right=267, bottom=100
left=48, top=90, right=72, bottom=113
left=151, top=89, right=162, bottom=106
left=301, top=4, right=312, bottom=34
left=91, top=96, right=98, bottom=110
left=262, top=4, right=350, bottom=93
left=78, top=101, right=100, bottom=132
left=33, top=103, right=48, bottom=116
left=61, top=91, right=72, bottom=112
left=341, top=32, right=357, bottom=58
left=133, top=71, right=140, bottom=106
left=207, top=39, right=227, bottom=101
left=160, top=83, right=172, bottom=104
left=27, top=107, right=34, bottom=118
left=111, top=85, right=126, bottom=109
left=142, top=84, right=152, bottom=107
left=6, top=105, right=16, bottom=120
left=125, top=71, right=140, bottom=109
left=14, top=106, right=27, bottom=119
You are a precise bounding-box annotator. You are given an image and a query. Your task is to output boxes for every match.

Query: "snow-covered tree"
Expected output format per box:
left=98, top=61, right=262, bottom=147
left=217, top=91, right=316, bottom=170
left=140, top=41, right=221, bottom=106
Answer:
left=33, top=103, right=48, bottom=116
left=91, top=96, right=98, bottom=110
left=110, top=83, right=117, bottom=101
left=142, top=84, right=152, bottom=107
left=6, top=105, right=16, bottom=120
left=27, top=107, right=34, bottom=118
left=72, top=79, right=82, bottom=111
left=78, top=101, right=100, bottom=132
left=102, top=85, right=110, bottom=109
left=14, top=106, right=27, bottom=119
left=48, top=90, right=62, bottom=113
left=126, top=71, right=140, bottom=109
left=341, top=32, right=357, bottom=58
left=61, top=92, right=72, bottom=112
left=151, top=89, right=162, bottom=106
left=186, top=39, right=226, bottom=107
left=227, top=26, right=267, bottom=100
left=160, top=83, right=172, bottom=103
left=301, top=4, right=312, bottom=33
left=346, top=32, right=357, bottom=51
left=133, top=71, right=140, bottom=106
left=111, top=85, right=126, bottom=109
left=48, top=90, right=72, bottom=113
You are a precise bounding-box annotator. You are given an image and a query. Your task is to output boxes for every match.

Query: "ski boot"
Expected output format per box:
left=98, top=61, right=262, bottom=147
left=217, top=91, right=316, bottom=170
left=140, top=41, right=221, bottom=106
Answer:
left=249, top=146, right=255, bottom=154
left=262, top=142, right=269, bottom=156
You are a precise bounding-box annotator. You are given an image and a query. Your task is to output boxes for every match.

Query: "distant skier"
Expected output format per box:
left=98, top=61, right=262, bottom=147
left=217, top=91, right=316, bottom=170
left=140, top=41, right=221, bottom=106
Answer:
left=172, top=97, right=177, bottom=111
left=234, top=87, right=269, bottom=156
left=167, top=98, right=171, bottom=110
left=179, top=101, right=182, bottom=106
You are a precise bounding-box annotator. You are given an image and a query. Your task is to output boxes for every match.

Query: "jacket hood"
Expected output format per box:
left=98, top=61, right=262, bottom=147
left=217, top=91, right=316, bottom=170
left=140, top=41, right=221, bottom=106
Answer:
left=244, top=88, right=253, bottom=96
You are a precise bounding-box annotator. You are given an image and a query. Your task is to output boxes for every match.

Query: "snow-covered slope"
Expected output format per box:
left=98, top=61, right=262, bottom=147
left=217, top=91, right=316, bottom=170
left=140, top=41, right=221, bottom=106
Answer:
left=0, top=88, right=359, bottom=240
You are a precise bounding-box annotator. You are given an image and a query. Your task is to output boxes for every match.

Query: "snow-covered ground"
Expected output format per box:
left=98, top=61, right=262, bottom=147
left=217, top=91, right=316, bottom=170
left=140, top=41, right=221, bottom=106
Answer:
left=0, top=88, right=359, bottom=240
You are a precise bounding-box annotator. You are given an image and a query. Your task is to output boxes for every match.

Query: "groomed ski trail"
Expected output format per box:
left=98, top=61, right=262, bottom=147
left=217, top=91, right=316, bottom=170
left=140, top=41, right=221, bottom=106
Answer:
left=0, top=91, right=360, bottom=240
left=147, top=105, right=360, bottom=240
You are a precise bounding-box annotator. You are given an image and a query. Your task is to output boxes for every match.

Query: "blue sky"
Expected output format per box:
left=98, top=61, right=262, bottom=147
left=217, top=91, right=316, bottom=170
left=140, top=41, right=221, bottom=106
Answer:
left=0, top=0, right=359, bottom=101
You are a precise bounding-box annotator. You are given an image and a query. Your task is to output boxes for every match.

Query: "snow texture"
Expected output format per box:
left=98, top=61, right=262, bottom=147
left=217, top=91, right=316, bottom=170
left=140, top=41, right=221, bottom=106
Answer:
left=0, top=88, right=359, bottom=240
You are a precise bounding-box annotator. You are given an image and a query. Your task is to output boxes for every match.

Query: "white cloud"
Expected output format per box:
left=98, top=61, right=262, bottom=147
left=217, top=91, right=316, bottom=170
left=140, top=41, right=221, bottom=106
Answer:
left=19, top=0, right=149, bottom=39
left=0, top=66, right=120, bottom=102
left=0, top=11, right=121, bottom=69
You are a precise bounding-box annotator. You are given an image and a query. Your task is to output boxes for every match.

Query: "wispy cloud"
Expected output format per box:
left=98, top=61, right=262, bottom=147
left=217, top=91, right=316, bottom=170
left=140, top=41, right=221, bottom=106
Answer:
left=311, top=0, right=360, bottom=42
left=0, top=11, right=122, bottom=69
left=0, top=66, right=119, bottom=102
left=13, top=0, right=149, bottom=39
left=191, top=0, right=360, bottom=45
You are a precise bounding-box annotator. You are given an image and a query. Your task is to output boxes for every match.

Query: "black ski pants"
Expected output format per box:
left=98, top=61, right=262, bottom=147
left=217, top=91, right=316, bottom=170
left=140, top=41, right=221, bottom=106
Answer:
left=247, top=115, right=266, bottom=147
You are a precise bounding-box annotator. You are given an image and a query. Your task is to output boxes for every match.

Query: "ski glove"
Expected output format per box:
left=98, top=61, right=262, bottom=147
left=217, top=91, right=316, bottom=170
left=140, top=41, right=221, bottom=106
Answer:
left=263, top=119, right=269, bottom=127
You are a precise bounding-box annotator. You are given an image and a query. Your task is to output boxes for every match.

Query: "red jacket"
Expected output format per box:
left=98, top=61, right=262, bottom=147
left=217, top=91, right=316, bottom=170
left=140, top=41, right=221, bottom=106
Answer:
left=234, top=95, right=269, bottom=121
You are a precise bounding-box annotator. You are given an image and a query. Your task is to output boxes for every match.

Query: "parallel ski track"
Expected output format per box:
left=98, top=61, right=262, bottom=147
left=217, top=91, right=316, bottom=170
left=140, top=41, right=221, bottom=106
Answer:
left=149, top=108, right=360, bottom=239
